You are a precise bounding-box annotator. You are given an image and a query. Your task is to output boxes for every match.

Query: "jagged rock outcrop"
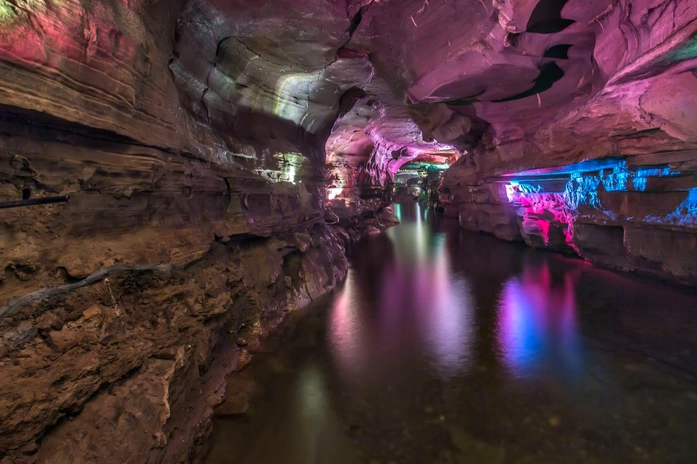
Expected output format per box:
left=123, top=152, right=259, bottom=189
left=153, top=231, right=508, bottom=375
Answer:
left=0, top=223, right=350, bottom=463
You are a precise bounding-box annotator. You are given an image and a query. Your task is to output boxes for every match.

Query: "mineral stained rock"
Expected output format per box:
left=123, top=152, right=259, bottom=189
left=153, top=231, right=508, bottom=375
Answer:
left=3, top=0, right=697, bottom=462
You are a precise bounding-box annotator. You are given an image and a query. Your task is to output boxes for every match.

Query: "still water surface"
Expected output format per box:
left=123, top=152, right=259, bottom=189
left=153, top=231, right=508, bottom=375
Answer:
left=205, top=202, right=697, bottom=464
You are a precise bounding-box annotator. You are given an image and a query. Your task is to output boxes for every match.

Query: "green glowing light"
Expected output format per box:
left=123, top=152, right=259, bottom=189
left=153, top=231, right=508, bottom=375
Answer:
left=667, top=37, right=697, bottom=62
left=254, top=152, right=304, bottom=184
left=0, top=1, right=17, bottom=23
left=400, top=162, right=449, bottom=171
left=0, top=0, right=55, bottom=25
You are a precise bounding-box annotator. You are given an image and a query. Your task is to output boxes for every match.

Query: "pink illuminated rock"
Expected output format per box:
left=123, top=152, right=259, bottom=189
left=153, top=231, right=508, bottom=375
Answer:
left=3, top=0, right=697, bottom=462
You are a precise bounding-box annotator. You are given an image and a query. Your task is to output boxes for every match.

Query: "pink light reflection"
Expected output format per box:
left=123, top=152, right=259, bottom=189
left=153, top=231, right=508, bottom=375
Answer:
left=385, top=204, right=473, bottom=376
left=497, top=261, right=581, bottom=379
left=328, top=202, right=474, bottom=380
left=420, top=237, right=473, bottom=375
left=388, top=207, right=473, bottom=376
left=327, top=271, right=369, bottom=378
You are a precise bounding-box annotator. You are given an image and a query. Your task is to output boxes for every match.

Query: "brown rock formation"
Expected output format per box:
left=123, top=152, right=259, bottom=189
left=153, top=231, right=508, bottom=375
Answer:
left=3, top=0, right=697, bottom=461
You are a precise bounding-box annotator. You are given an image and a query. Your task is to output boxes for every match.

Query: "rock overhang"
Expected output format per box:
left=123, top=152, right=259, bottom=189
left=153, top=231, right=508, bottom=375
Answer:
left=2, top=0, right=697, bottom=220
left=166, top=0, right=697, bottom=196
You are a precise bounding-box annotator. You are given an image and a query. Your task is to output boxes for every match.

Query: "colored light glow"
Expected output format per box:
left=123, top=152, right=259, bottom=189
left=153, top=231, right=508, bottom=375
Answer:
left=394, top=172, right=421, bottom=184
left=422, top=236, right=474, bottom=375
left=649, top=187, right=697, bottom=227
left=505, top=183, right=517, bottom=202
left=400, top=162, right=450, bottom=171
left=562, top=163, right=686, bottom=223
left=383, top=203, right=474, bottom=376
left=415, top=202, right=425, bottom=259
left=327, top=271, right=369, bottom=378
left=497, top=263, right=581, bottom=379
left=254, top=152, right=303, bottom=184
left=271, top=72, right=322, bottom=125
left=668, top=37, right=697, bottom=62
left=327, top=187, right=343, bottom=200
left=0, top=0, right=146, bottom=134
left=503, top=158, right=689, bottom=247
left=328, top=202, right=474, bottom=380
left=564, top=175, right=601, bottom=210
left=501, top=158, right=626, bottom=177
left=0, top=0, right=49, bottom=25
left=0, top=3, right=15, bottom=23
left=505, top=182, right=543, bottom=203
left=632, top=176, right=648, bottom=191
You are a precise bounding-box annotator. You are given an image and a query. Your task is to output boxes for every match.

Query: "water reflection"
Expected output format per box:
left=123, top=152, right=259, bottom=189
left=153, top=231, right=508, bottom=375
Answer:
left=206, top=202, right=697, bottom=464
left=328, top=274, right=368, bottom=377
left=422, top=236, right=473, bottom=376
left=497, top=260, right=582, bottom=379
left=329, top=203, right=474, bottom=379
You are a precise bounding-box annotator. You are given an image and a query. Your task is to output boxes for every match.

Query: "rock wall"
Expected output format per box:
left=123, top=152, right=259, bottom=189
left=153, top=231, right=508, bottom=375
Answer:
left=0, top=222, right=349, bottom=463
left=0, top=0, right=193, bottom=152
left=4, top=0, right=697, bottom=459
left=444, top=154, right=697, bottom=285
left=437, top=1, right=697, bottom=286
left=0, top=1, right=381, bottom=462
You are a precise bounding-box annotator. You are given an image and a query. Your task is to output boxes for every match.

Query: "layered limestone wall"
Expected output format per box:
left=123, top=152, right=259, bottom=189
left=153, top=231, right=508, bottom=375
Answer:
left=0, top=224, right=349, bottom=463
left=4, top=0, right=697, bottom=460
left=443, top=156, right=697, bottom=285
left=0, top=1, right=389, bottom=462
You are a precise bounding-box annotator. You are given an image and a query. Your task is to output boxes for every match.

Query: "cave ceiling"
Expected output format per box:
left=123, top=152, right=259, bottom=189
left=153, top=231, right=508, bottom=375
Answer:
left=1, top=0, right=696, bottom=192
left=169, top=0, right=697, bottom=188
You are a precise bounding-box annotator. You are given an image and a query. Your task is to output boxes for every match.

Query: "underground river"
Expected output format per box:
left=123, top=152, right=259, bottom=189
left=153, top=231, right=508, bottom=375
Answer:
left=203, top=202, right=697, bottom=464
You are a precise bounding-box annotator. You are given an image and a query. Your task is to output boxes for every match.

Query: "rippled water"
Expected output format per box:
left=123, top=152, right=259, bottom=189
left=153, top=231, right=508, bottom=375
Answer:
left=204, top=202, right=697, bottom=464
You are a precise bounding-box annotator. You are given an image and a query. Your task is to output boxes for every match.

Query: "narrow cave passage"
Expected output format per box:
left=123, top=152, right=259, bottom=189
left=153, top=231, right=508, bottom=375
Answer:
left=204, top=203, right=697, bottom=464
left=3, top=0, right=697, bottom=462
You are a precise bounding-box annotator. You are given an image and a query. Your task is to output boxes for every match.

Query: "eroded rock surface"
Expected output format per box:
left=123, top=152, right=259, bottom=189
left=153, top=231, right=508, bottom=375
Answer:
left=0, top=224, right=350, bottom=463
left=3, top=0, right=697, bottom=461
left=0, top=0, right=377, bottom=461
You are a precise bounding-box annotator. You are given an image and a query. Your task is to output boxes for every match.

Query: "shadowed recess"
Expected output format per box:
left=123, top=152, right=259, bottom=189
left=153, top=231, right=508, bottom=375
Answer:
left=492, top=63, right=565, bottom=102
left=543, top=44, right=573, bottom=59
left=526, top=0, right=575, bottom=33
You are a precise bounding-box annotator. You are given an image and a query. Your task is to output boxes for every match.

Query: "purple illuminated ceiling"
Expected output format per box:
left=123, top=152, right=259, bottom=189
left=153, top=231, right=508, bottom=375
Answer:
left=2, top=0, right=697, bottom=203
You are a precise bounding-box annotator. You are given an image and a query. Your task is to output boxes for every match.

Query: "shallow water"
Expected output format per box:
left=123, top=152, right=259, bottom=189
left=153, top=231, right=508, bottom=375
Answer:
left=204, top=202, right=697, bottom=464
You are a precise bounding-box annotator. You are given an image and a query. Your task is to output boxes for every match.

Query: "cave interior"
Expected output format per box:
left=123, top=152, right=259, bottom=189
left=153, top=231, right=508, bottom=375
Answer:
left=2, top=0, right=697, bottom=462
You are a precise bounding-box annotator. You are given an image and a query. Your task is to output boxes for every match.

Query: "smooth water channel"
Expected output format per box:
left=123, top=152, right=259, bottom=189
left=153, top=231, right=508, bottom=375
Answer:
left=204, top=202, right=697, bottom=464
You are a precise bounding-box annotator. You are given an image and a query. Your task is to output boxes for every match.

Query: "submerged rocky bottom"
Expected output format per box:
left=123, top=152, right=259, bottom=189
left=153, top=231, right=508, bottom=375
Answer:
left=203, top=203, right=697, bottom=464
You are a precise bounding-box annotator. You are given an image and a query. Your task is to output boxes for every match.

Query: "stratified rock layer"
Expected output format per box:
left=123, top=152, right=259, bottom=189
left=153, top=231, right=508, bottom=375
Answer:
left=3, top=0, right=697, bottom=462
left=429, top=1, right=697, bottom=285
left=0, top=223, right=349, bottom=463
left=0, top=1, right=362, bottom=461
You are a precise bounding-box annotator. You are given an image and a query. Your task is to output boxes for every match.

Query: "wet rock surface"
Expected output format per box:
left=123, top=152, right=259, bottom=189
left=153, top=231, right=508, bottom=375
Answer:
left=442, top=155, right=697, bottom=284
left=0, top=224, right=350, bottom=463
left=0, top=2, right=394, bottom=459
left=2, top=0, right=697, bottom=284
